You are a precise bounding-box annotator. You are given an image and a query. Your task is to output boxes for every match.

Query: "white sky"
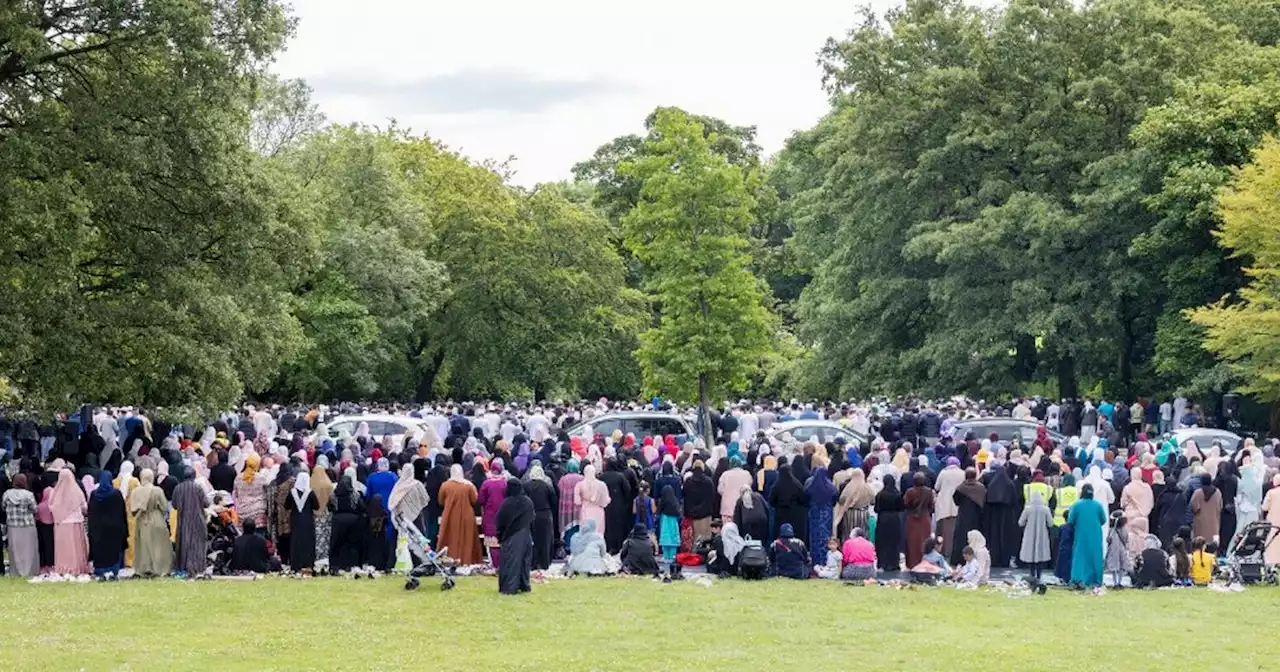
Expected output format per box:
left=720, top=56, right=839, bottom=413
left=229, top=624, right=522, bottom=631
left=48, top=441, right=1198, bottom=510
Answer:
left=275, top=0, right=881, bottom=185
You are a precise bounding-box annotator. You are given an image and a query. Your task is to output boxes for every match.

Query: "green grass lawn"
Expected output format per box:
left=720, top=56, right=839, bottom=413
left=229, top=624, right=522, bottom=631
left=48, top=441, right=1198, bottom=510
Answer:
left=1, top=576, right=1276, bottom=671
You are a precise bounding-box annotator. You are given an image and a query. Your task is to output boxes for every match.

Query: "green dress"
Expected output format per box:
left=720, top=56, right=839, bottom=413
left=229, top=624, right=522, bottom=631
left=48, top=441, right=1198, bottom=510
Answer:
left=1068, top=497, right=1106, bottom=587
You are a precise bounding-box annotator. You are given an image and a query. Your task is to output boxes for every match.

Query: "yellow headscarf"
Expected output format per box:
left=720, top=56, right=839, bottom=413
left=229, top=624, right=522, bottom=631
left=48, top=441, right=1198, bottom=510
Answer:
left=757, top=455, right=778, bottom=490
left=892, top=448, right=910, bottom=472
left=241, top=452, right=260, bottom=484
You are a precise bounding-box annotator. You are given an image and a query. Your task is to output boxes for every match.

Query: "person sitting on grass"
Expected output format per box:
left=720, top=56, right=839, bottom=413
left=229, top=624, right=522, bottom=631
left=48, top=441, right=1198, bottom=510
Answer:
left=840, top=528, right=876, bottom=581
left=1133, top=534, right=1172, bottom=588
left=815, top=537, right=842, bottom=579
left=620, top=523, right=660, bottom=576
left=769, top=523, right=809, bottom=579
left=1171, top=537, right=1192, bottom=586
left=706, top=520, right=742, bottom=576
left=1190, top=537, right=1216, bottom=586
left=954, top=546, right=981, bottom=587
left=565, top=518, right=609, bottom=576
left=912, top=536, right=951, bottom=576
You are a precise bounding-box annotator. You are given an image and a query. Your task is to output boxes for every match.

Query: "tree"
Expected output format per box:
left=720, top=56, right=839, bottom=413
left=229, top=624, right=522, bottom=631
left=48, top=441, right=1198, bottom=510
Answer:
left=619, top=108, right=775, bottom=446
left=0, top=0, right=300, bottom=412
left=1189, top=132, right=1280, bottom=401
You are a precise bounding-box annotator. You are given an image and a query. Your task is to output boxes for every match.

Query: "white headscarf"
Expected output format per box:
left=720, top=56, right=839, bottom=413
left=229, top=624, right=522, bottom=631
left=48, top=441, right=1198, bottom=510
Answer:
left=291, top=472, right=312, bottom=511
left=343, top=466, right=365, bottom=496
left=449, top=464, right=468, bottom=483
left=722, top=522, right=746, bottom=562
left=117, top=460, right=135, bottom=500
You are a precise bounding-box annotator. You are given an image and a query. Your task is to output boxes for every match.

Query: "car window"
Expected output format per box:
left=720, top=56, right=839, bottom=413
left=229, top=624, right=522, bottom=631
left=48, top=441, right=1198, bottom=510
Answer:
left=649, top=418, right=687, bottom=438
left=790, top=427, right=818, bottom=443
left=328, top=421, right=357, bottom=438
left=383, top=422, right=408, bottom=435
left=592, top=419, right=622, bottom=437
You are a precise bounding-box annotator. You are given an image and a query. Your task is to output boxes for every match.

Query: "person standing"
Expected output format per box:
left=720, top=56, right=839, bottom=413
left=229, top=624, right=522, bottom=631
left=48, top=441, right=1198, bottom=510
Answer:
left=1189, top=475, right=1222, bottom=543
left=574, top=463, right=611, bottom=544
left=3, top=474, right=40, bottom=577
left=933, top=458, right=963, bottom=557
left=87, top=471, right=128, bottom=577
left=130, top=469, right=172, bottom=577
left=523, top=463, right=557, bottom=570
left=873, top=474, right=904, bottom=572
left=50, top=469, right=90, bottom=575
left=1018, top=491, right=1053, bottom=584
left=1068, top=484, right=1107, bottom=588
left=284, top=472, right=318, bottom=573
left=496, top=479, right=535, bottom=594
left=902, top=473, right=935, bottom=569
left=804, top=467, right=838, bottom=566
left=438, top=465, right=481, bottom=565
left=950, top=468, right=986, bottom=567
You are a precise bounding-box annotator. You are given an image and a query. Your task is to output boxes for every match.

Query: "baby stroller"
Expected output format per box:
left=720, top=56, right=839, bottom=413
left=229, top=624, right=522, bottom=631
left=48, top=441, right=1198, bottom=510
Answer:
left=391, top=510, right=455, bottom=592
left=1224, top=520, right=1280, bottom=586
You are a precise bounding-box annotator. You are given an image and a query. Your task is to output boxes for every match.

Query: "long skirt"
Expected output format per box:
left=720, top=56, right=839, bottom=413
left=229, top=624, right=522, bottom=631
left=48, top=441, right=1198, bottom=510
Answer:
left=836, top=506, right=871, bottom=543
left=937, top=517, right=956, bottom=558
left=679, top=517, right=694, bottom=553
left=659, top=514, right=680, bottom=562
left=37, top=522, right=54, bottom=570
left=498, top=529, right=533, bottom=595
left=315, top=512, right=332, bottom=565
left=809, top=507, right=833, bottom=566
left=7, top=525, right=40, bottom=577
left=841, top=563, right=876, bottom=580
left=532, top=511, right=554, bottom=570
left=691, top=517, right=712, bottom=541
left=53, top=522, right=90, bottom=575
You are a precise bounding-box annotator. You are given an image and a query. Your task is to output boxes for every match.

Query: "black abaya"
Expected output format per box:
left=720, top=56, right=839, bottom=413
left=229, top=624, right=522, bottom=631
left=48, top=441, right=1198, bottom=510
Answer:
left=733, top=493, right=769, bottom=543
left=329, top=487, right=364, bottom=572
left=873, top=481, right=904, bottom=571
left=495, top=480, right=534, bottom=595
left=287, top=492, right=319, bottom=571
left=1156, top=485, right=1185, bottom=549
left=768, top=464, right=809, bottom=542
left=87, top=490, right=129, bottom=570
left=982, top=470, right=1021, bottom=568
left=950, top=482, right=986, bottom=566
left=599, top=465, right=632, bottom=554
left=524, top=478, right=557, bottom=570
left=231, top=526, right=274, bottom=573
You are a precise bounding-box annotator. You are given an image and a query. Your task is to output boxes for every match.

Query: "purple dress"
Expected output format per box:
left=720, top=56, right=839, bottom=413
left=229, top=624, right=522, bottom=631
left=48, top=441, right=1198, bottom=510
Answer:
left=478, top=478, right=507, bottom=538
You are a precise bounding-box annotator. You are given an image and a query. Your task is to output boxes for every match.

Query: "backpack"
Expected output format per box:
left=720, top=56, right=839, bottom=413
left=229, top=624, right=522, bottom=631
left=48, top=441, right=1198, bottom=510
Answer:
left=737, top=540, right=768, bottom=580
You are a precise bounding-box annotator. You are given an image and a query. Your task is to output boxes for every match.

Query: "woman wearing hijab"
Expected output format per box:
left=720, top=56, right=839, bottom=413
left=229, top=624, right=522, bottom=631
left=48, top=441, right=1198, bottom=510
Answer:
left=717, top=455, right=752, bottom=523
left=711, top=521, right=745, bottom=575
left=683, top=461, right=717, bottom=542
left=833, top=468, right=874, bottom=543
left=768, top=461, right=809, bottom=544
left=599, top=459, right=633, bottom=554
left=50, top=469, right=90, bottom=575
left=1067, top=483, right=1106, bottom=588
left=1189, top=474, right=1222, bottom=543
left=1121, top=466, right=1154, bottom=532
left=769, top=522, right=809, bottom=579
left=565, top=519, right=609, bottom=575
left=477, top=462, right=509, bottom=566
left=873, top=474, right=904, bottom=571
left=329, top=475, right=364, bottom=572
left=388, top=462, right=430, bottom=565
left=309, top=465, right=336, bottom=570
left=36, top=486, right=55, bottom=572
left=130, top=469, right=172, bottom=577
left=1261, top=475, right=1280, bottom=566
left=556, top=460, right=583, bottom=545
left=804, top=466, right=838, bottom=567
left=840, top=528, right=877, bottom=580
left=1018, top=490, right=1053, bottom=585
left=756, top=454, right=779, bottom=499
left=86, top=471, right=128, bottom=577
left=620, top=522, right=660, bottom=576
left=949, top=468, right=987, bottom=567
left=270, top=458, right=297, bottom=567
left=963, top=529, right=992, bottom=585
left=981, top=462, right=1020, bottom=569
left=1214, top=459, right=1239, bottom=546
left=902, top=472, right=935, bottom=569
left=3, top=474, right=40, bottom=576
left=495, top=479, right=535, bottom=593
left=285, top=472, right=320, bottom=572
left=523, top=463, right=558, bottom=570
left=437, top=464, right=481, bottom=565
left=1236, top=451, right=1265, bottom=539
left=650, top=484, right=680, bottom=563
left=423, top=454, right=451, bottom=546
left=933, top=457, right=964, bottom=557
left=171, top=467, right=211, bottom=576
left=574, top=463, right=611, bottom=543
left=234, top=452, right=267, bottom=528
left=111, top=460, right=139, bottom=568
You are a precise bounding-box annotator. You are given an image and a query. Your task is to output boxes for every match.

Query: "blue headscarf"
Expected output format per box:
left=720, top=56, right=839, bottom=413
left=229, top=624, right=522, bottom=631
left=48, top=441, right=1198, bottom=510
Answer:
left=93, top=470, right=116, bottom=501
left=726, top=441, right=742, bottom=461
left=924, top=446, right=942, bottom=474
left=804, top=466, right=838, bottom=503
left=847, top=446, right=863, bottom=470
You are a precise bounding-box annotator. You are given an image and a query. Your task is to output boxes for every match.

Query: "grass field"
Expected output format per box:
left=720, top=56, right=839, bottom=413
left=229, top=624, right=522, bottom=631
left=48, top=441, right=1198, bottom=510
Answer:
left=1, top=576, right=1277, bottom=671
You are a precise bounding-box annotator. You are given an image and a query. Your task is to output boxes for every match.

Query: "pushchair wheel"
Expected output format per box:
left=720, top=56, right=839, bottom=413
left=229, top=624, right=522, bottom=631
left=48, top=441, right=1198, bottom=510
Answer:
left=404, top=577, right=420, bottom=591
left=441, top=579, right=454, bottom=592
left=1036, top=584, right=1048, bottom=595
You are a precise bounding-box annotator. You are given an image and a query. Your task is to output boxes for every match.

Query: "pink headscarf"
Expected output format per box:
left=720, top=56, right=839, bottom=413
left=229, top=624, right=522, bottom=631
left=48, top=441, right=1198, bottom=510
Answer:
left=36, top=487, right=54, bottom=525
left=49, top=470, right=87, bottom=524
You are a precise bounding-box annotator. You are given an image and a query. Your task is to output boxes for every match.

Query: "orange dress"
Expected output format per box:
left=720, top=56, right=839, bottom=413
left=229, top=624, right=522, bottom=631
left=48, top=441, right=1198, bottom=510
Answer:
left=437, top=480, right=481, bottom=564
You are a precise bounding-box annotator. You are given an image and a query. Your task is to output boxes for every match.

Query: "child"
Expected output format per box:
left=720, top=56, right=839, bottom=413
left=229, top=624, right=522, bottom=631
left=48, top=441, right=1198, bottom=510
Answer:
left=1170, top=537, right=1191, bottom=586
left=633, top=482, right=656, bottom=534
left=920, top=537, right=952, bottom=575
left=1190, top=537, right=1214, bottom=586
left=954, top=546, right=981, bottom=587
left=1105, top=515, right=1130, bottom=588
left=815, top=537, right=842, bottom=579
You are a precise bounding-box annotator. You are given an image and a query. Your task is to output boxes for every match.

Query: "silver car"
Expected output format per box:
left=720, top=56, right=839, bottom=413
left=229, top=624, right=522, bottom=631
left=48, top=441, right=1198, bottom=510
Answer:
left=1167, top=428, right=1244, bottom=454
left=767, top=420, right=868, bottom=448
left=567, top=411, right=695, bottom=443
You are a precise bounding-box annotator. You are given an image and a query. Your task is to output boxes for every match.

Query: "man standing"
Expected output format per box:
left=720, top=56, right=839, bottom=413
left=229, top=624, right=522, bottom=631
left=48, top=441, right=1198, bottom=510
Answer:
left=1159, top=399, right=1173, bottom=435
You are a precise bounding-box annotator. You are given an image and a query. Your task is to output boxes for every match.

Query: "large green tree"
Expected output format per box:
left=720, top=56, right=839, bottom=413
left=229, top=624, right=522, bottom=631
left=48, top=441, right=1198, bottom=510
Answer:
left=0, top=0, right=300, bottom=411
left=619, top=108, right=774, bottom=444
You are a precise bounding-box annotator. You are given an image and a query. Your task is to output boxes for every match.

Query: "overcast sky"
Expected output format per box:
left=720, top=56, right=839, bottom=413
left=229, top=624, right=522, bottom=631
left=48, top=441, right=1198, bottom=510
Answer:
left=275, top=1, right=880, bottom=185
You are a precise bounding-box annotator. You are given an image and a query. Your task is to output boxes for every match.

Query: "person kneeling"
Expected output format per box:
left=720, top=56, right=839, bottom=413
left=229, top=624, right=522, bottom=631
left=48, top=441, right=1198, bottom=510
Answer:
left=769, top=523, right=809, bottom=579
left=840, top=528, right=877, bottom=581
left=620, top=524, right=660, bottom=576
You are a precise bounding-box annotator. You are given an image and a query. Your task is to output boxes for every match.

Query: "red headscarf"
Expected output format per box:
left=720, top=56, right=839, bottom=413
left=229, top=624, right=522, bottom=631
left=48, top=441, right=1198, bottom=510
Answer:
left=369, top=447, right=383, bottom=464
left=569, top=436, right=587, bottom=458
left=663, top=435, right=678, bottom=458
left=642, top=435, right=654, bottom=447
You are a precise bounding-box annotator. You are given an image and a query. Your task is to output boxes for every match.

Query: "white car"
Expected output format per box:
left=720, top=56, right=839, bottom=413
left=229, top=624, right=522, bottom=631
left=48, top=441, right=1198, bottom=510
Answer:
left=766, top=420, right=868, bottom=448
left=567, top=411, right=695, bottom=443
left=326, top=414, right=434, bottom=449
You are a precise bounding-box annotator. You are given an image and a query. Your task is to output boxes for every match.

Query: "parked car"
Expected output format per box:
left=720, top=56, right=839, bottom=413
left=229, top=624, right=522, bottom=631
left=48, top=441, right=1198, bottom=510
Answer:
left=1166, top=428, right=1244, bottom=454
left=567, top=412, right=695, bottom=443
left=326, top=414, right=434, bottom=448
left=767, top=420, right=868, bottom=447
left=950, top=418, right=1065, bottom=446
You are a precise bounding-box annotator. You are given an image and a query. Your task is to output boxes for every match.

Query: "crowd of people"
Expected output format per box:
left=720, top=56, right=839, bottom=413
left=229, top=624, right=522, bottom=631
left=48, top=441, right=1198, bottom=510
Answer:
left=0, top=397, right=1276, bottom=595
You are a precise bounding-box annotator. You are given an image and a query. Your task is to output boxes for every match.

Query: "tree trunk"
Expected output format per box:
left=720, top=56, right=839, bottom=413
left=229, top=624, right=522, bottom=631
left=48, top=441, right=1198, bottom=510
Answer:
left=1056, top=354, right=1078, bottom=401
left=415, top=349, right=446, bottom=403
left=699, top=373, right=714, bottom=450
